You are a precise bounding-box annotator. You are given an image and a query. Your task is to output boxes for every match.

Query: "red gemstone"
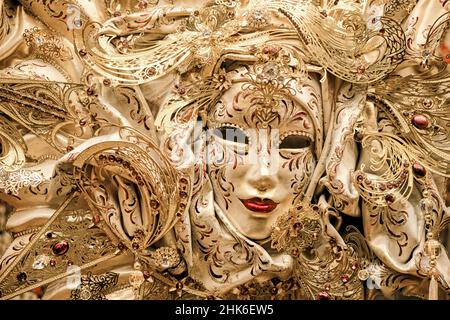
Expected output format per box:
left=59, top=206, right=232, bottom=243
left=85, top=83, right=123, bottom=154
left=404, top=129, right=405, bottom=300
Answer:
left=341, top=274, right=350, bottom=283
left=412, top=163, right=426, bottom=177
left=50, top=259, right=56, bottom=267
left=351, top=261, right=358, bottom=270
left=412, top=114, right=429, bottom=130
left=293, top=222, right=303, bottom=232
left=132, top=242, right=140, bottom=250
left=385, top=194, right=395, bottom=204
left=146, top=67, right=156, bottom=76
left=356, top=65, right=366, bottom=75
left=93, top=215, right=101, bottom=224
left=52, top=240, right=69, bottom=256
left=316, top=291, right=330, bottom=300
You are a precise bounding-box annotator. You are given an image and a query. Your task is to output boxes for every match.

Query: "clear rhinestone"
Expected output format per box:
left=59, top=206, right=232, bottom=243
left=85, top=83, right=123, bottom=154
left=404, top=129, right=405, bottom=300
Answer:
left=32, top=255, right=49, bottom=270
left=36, top=36, right=45, bottom=45
left=73, top=19, right=82, bottom=28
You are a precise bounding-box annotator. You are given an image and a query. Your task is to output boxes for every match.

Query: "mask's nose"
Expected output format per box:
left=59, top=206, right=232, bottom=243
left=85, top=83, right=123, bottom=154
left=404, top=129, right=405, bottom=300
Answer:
left=246, top=128, right=280, bottom=192
left=247, top=152, right=278, bottom=192
left=248, top=175, right=276, bottom=192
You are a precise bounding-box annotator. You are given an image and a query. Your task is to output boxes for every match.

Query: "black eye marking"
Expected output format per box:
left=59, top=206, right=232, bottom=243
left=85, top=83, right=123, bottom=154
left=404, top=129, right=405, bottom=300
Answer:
left=213, top=126, right=249, bottom=144
left=279, top=134, right=312, bottom=149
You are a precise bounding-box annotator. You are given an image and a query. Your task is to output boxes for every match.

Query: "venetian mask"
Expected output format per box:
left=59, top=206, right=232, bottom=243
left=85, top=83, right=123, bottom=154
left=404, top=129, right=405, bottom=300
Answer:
left=205, top=48, right=323, bottom=240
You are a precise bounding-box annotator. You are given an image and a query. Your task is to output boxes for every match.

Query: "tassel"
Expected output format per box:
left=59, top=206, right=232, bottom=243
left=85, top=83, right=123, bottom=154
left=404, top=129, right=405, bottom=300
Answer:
left=428, top=274, right=438, bottom=300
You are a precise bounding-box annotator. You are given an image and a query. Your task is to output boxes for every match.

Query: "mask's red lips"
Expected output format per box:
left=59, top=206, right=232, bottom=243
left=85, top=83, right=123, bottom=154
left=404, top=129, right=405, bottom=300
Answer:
left=240, top=198, right=278, bottom=213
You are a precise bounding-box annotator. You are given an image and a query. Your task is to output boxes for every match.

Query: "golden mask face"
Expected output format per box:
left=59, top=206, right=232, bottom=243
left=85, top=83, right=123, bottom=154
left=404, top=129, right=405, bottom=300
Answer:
left=206, top=72, right=322, bottom=240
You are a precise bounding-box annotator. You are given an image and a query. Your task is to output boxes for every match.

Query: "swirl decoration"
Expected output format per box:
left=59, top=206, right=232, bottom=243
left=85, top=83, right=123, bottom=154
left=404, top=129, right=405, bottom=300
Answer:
left=74, top=4, right=242, bottom=84
left=422, top=12, right=450, bottom=63
left=72, top=127, right=191, bottom=251
left=74, top=1, right=407, bottom=85
left=0, top=0, right=14, bottom=43
left=361, top=12, right=450, bottom=178
left=352, top=132, right=418, bottom=206
left=0, top=115, right=27, bottom=171
left=279, top=1, right=406, bottom=84
left=271, top=202, right=367, bottom=300
left=0, top=80, right=102, bottom=153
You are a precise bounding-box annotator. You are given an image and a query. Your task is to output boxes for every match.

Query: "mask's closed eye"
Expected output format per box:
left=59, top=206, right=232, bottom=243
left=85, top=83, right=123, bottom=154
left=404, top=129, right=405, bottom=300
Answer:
left=213, top=126, right=250, bottom=145
left=279, top=134, right=312, bottom=149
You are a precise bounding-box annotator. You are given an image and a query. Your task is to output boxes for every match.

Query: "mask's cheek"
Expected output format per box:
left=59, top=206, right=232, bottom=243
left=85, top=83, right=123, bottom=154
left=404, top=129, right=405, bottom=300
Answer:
left=206, top=137, right=248, bottom=170
left=208, top=161, right=250, bottom=211
left=279, top=150, right=316, bottom=203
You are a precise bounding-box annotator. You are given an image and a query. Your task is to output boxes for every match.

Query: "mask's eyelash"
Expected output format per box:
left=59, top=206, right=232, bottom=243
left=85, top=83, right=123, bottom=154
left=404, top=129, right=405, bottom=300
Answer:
left=208, top=123, right=251, bottom=145
left=279, top=130, right=313, bottom=143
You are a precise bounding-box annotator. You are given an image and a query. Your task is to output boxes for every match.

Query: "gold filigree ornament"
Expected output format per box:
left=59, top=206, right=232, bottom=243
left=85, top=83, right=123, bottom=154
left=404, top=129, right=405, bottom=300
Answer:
left=0, top=124, right=191, bottom=300
left=74, top=3, right=242, bottom=84
left=71, top=126, right=191, bottom=297
left=23, top=27, right=73, bottom=62
left=70, top=271, right=119, bottom=300
left=0, top=80, right=105, bottom=155
left=157, top=43, right=307, bottom=135
left=0, top=193, right=120, bottom=300
left=0, top=114, right=27, bottom=171
left=279, top=0, right=407, bottom=83
left=271, top=202, right=367, bottom=300
left=271, top=202, right=322, bottom=255
left=351, top=9, right=450, bottom=207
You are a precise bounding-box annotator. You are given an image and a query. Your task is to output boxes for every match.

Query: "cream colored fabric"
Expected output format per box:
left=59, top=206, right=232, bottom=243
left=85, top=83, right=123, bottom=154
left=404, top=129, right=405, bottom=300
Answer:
left=0, top=0, right=449, bottom=300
